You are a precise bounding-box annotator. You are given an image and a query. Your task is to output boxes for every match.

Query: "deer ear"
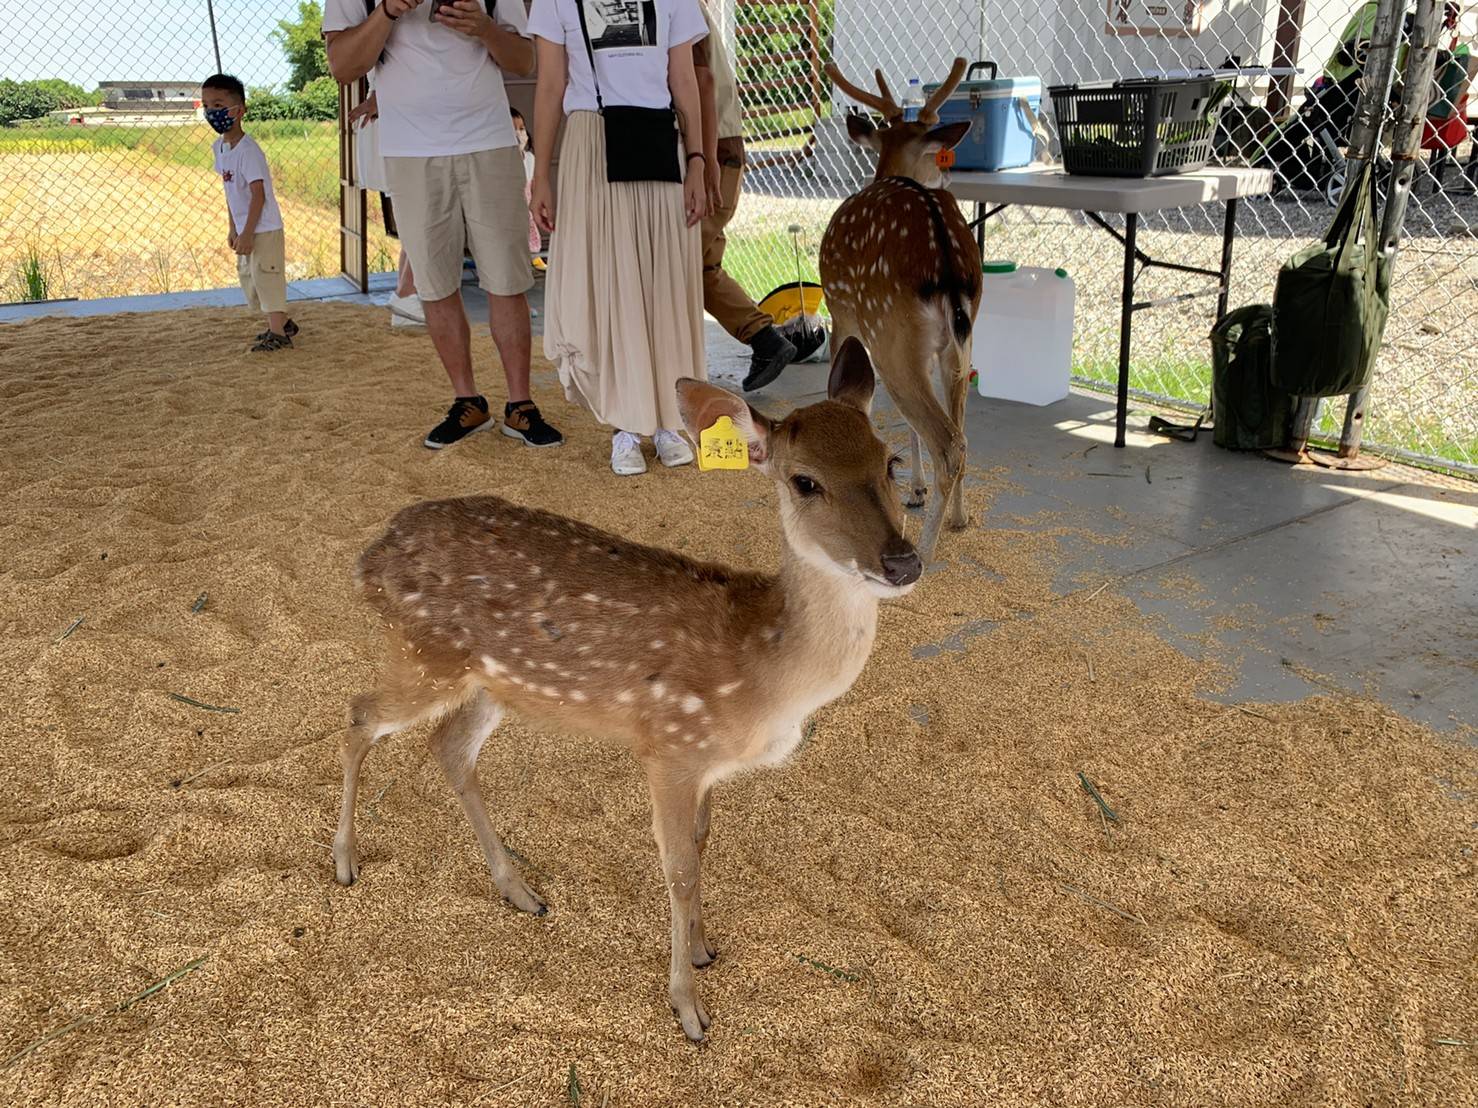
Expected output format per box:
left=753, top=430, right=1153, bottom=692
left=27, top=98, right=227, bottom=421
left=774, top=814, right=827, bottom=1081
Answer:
left=827, top=337, right=876, bottom=414
left=674, top=378, right=774, bottom=466
left=845, top=112, right=881, bottom=151
left=922, top=120, right=971, bottom=153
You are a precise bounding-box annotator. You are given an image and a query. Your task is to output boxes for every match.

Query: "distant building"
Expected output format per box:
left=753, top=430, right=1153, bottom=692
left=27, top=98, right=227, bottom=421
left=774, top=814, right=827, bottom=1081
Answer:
left=97, top=81, right=201, bottom=112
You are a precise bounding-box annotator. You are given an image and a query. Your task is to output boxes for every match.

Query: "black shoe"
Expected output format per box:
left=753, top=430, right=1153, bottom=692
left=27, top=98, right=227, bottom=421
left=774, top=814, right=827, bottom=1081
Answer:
left=251, top=331, right=293, bottom=352
left=785, top=321, right=827, bottom=363
left=500, top=401, right=564, bottom=448
left=255, top=319, right=299, bottom=343
left=741, top=325, right=799, bottom=392
left=424, top=395, right=493, bottom=449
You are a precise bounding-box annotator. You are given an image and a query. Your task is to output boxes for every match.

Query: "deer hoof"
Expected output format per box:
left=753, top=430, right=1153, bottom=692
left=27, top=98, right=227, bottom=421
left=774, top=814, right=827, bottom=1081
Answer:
left=671, top=990, right=711, bottom=1042
left=691, top=936, right=719, bottom=968
left=333, top=839, right=359, bottom=886
left=499, top=878, right=548, bottom=917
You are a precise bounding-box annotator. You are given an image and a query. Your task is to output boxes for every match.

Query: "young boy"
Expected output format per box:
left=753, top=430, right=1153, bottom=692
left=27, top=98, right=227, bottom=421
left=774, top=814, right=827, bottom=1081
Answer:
left=201, top=74, right=297, bottom=352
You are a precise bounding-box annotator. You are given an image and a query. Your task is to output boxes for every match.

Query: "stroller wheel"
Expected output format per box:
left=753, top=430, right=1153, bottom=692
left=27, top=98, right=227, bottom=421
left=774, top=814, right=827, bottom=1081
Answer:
left=1323, top=163, right=1347, bottom=207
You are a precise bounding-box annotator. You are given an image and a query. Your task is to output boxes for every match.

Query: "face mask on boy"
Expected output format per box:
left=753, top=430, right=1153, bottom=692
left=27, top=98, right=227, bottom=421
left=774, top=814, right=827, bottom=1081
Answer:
left=205, top=107, right=236, bottom=134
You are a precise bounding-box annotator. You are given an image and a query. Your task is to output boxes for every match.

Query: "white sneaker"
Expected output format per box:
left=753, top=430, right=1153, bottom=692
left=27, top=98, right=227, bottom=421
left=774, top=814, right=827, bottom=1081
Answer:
left=611, top=431, right=647, bottom=476
left=387, top=291, right=425, bottom=323
left=653, top=429, right=694, bottom=468
left=390, top=312, right=424, bottom=329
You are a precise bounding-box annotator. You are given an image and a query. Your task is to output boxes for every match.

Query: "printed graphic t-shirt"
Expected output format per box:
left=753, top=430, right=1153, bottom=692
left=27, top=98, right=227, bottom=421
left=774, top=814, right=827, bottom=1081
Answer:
left=527, top=0, right=707, bottom=114
left=323, top=0, right=527, bottom=157
left=213, top=134, right=284, bottom=235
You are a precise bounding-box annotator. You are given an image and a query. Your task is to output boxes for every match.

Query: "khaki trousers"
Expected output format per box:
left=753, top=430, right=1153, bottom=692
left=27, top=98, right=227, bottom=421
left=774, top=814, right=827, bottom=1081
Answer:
left=700, top=162, right=771, bottom=344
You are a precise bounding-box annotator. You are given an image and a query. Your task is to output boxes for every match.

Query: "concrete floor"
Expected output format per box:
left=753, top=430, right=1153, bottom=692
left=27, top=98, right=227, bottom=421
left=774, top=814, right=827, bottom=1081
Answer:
left=4, top=275, right=1474, bottom=734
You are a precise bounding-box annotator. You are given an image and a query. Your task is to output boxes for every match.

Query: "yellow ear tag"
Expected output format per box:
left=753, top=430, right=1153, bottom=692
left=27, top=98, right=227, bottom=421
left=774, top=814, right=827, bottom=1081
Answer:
left=698, top=416, right=749, bottom=471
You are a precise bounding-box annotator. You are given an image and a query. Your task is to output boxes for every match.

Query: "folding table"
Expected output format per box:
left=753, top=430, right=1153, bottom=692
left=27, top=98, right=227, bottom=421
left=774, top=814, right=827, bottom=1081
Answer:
left=948, top=166, right=1274, bottom=446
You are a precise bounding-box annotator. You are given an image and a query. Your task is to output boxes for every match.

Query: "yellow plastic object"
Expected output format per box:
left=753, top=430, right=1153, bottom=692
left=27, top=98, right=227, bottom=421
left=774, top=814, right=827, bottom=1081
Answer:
left=756, top=281, right=824, bottom=327
left=698, top=416, right=749, bottom=471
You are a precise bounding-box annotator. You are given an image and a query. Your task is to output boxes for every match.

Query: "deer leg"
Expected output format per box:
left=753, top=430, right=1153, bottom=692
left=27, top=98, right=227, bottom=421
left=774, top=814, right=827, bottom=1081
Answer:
left=335, top=692, right=412, bottom=886
left=889, top=383, right=964, bottom=562
left=942, top=346, right=970, bottom=531
left=428, top=690, right=546, bottom=916
left=689, top=787, right=718, bottom=968
left=647, top=763, right=710, bottom=1041
left=906, top=430, right=927, bottom=509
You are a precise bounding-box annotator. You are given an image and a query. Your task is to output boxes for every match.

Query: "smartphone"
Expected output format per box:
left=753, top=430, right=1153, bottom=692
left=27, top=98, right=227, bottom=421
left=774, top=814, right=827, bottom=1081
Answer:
left=430, top=0, right=452, bottom=17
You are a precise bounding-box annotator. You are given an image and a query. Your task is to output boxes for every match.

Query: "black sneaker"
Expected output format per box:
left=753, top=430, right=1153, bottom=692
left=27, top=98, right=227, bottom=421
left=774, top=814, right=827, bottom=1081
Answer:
left=255, top=319, right=300, bottom=343
left=501, top=401, right=564, bottom=448
left=424, top=396, right=493, bottom=449
left=251, top=331, right=293, bottom=353
left=741, top=325, right=799, bottom=392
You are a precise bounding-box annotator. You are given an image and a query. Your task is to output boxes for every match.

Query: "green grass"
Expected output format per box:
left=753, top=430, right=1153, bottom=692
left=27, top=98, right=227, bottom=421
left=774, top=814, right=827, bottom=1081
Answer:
left=725, top=225, right=826, bottom=303
left=15, top=240, right=50, bottom=300
left=0, top=120, right=341, bottom=210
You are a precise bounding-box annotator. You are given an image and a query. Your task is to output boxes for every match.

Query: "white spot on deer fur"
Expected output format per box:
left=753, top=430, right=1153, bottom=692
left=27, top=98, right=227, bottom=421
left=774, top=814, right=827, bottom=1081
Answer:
left=717, top=680, right=742, bottom=696
left=496, top=629, right=508, bottom=638
left=480, top=655, right=503, bottom=676
left=508, top=674, right=526, bottom=686
left=681, top=695, right=704, bottom=715
left=416, top=607, right=430, bottom=618
left=403, top=592, right=422, bottom=602
left=615, top=689, right=634, bottom=704
left=650, top=640, right=665, bottom=649
left=696, top=739, right=711, bottom=750
left=541, top=662, right=557, bottom=671
left=581, top=592, right=601, bottom=602
left=649, top=682, right=667, bottom=699
left=570, top=690, right=587, bottom=702
left=511, top=647, right=523, bottom=655
left=665, top=723, right=680, bottom=734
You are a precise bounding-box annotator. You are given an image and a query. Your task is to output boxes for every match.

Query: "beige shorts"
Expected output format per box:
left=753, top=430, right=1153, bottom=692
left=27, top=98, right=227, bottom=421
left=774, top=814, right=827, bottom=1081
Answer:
left=237, top=228, right=288, bottom=315
left=383, top=147, right=534, bottom=302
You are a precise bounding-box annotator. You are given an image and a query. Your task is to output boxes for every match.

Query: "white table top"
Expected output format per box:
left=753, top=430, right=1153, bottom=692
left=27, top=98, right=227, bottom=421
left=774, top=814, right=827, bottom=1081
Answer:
left=949, top=164, right=1274, bottom=214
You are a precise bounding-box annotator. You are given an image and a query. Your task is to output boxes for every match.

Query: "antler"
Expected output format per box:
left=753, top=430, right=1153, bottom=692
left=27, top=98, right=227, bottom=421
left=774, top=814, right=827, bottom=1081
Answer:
left=825, top=62, right=902, bottom=120
left=919, top=57, right=969, bottom=125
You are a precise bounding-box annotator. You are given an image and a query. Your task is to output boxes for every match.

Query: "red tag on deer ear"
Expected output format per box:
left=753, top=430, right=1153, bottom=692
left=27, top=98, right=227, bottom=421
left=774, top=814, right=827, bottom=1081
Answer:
left=935, top=147, right=956, bottom=169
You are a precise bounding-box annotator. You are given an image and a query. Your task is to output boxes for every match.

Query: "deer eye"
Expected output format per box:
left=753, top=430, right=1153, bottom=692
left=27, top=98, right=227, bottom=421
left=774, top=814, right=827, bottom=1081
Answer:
left=790, top=474, right=823, bottom=498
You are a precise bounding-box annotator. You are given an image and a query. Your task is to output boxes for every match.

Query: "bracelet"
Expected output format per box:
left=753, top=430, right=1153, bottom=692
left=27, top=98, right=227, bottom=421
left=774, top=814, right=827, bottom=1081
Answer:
left=382, top=4, right=398, bottom=19
left=685, top=152, right=706, bottom=163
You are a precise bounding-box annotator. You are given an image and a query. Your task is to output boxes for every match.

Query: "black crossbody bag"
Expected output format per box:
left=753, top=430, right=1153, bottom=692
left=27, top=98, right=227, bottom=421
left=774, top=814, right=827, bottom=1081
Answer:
left=572, top=0, right=682, bottom=183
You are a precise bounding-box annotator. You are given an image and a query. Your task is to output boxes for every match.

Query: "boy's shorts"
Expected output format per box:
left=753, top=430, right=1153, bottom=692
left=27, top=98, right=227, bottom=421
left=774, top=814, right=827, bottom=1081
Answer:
left=238, top=229, right=289, bottom=315
left=383, top=148, right=534, bottom=302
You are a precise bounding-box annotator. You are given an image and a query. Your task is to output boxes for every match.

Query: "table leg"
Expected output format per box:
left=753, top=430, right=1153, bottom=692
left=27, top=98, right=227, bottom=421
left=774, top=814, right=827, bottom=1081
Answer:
left=1115, top=213, right=1137, bottom=448
left=1216, top=198, right=1238, bottom=320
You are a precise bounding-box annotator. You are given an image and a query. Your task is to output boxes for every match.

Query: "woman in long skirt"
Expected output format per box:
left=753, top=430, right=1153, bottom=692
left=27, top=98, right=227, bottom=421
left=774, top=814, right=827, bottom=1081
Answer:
left=529, top=0, right=709, bottom=476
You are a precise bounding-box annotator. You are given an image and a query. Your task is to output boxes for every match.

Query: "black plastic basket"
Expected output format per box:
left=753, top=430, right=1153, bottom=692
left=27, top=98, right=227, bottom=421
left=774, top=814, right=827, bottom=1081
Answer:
left=1049, top=78, right=1228, bottom=177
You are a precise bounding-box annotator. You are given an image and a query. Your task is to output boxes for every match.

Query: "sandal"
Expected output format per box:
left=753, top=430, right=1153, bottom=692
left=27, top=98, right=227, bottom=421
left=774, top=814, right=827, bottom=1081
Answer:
left=254, top=319, right=300, bottom=343
left=251, top=331, right=294, bottom=353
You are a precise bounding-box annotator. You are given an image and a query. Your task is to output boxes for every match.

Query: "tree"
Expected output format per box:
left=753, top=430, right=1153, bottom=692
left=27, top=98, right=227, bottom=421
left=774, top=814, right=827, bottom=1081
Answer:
left=273, top=0, right=329, bottom=92
left=296, top=76, right=340, bottom=121
left=0, top=79, right=61, bottom=126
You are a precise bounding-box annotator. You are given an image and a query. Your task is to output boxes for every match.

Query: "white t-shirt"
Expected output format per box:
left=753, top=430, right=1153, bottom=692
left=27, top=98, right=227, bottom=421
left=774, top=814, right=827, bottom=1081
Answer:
left=323, top=0, right=528, bottom=157
left=212, top=134, right=284, bottom=235
left=527, top=0, right=707, bottom=115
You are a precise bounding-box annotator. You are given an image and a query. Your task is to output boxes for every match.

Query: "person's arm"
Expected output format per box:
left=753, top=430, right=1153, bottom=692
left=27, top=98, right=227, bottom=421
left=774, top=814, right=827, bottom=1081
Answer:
left=436, top=0, right=535, bottom=76
left=669, top=43, right=707, bottom=227
left=692, top=38, right=721, bottom=211
left=225, top=193, right=237, bottom=250
left=530, top=37, right=567, bottom=234
left=235, top=180, right=266, bottom=254
left=325, top=0, right=418, bottom=84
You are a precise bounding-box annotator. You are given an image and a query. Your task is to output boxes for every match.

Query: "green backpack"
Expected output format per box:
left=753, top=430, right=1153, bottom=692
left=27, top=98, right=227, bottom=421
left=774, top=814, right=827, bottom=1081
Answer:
left=1271, top=160, right=1391, bottom=398
left=1211, top=304, right=1297, bottom=451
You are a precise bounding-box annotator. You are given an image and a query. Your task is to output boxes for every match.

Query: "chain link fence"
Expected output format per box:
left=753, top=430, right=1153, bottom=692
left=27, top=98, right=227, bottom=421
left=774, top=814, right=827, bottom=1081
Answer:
left=2, top=0, right=1474, bottom=471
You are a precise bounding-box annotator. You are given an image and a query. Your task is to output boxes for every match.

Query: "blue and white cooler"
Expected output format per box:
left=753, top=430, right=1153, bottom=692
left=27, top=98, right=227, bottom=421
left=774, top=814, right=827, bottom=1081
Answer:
left=919, top=62, right=1044, bottom=171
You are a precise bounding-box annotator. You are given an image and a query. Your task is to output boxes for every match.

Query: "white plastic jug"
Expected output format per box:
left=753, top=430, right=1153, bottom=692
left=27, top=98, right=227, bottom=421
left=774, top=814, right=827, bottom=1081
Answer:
left=972, top=262, right=1075, bottom=406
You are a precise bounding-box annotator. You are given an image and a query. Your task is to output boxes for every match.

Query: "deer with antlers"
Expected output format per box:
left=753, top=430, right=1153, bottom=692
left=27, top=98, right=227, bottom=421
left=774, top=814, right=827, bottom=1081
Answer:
left=333, top=340, right=921, bottom=1042
left=819, top=57, right=982, bottom=561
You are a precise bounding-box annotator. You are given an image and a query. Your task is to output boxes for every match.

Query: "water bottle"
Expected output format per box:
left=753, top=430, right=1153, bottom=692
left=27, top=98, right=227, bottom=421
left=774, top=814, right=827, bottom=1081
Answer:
left=902, top=78, right=924, bottom=121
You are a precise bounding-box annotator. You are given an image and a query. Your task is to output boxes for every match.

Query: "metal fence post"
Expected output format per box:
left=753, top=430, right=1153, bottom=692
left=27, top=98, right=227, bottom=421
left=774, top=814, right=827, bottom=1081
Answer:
left=1325, top=0, right=1444, bottom=467
left=1274, top=0, right=1405, bottom=462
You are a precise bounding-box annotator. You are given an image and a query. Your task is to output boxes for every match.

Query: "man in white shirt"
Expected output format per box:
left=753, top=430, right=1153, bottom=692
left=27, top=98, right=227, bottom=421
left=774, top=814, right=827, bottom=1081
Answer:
left=324, top=0, right=564, bottom=450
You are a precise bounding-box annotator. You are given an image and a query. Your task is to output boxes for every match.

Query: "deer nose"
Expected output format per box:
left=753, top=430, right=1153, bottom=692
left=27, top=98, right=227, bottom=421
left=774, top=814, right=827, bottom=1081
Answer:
left=880, top=546, right=922, bottom=587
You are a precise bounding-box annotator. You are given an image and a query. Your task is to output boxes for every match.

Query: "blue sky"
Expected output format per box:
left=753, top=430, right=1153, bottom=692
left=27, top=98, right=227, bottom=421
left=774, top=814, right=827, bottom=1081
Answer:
left=0, top=0, right=296, bottom=91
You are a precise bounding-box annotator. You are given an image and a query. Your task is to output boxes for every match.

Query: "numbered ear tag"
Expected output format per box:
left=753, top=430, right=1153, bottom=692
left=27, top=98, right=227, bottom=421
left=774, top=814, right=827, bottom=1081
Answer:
left=698, top=416, right=749, bottom=471
left=935, top=147, right=956, bottom=169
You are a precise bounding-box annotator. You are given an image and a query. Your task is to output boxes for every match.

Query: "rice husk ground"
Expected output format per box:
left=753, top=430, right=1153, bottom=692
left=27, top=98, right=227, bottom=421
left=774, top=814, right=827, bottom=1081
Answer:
left=0, top=303, right=1473, bottom=1107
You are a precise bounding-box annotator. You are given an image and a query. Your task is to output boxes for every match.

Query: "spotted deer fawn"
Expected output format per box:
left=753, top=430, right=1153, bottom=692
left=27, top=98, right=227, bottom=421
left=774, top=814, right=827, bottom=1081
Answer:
left=334, top=339, right=920, bottom=1042
left=819, top=57, right=983, bottom=561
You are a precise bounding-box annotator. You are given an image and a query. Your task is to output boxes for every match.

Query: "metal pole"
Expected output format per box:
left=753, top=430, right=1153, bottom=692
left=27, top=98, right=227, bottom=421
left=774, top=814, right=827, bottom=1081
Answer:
left=206, top=0, right=222, bottom=73
left=1279, top=0, right=1405, bottom=459
left=1336, top=0, right=1442, bottom=460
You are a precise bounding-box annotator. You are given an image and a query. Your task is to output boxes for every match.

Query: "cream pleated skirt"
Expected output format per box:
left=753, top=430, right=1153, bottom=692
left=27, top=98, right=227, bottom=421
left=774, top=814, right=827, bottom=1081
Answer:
left=542, top=111, right=706, bottom=437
